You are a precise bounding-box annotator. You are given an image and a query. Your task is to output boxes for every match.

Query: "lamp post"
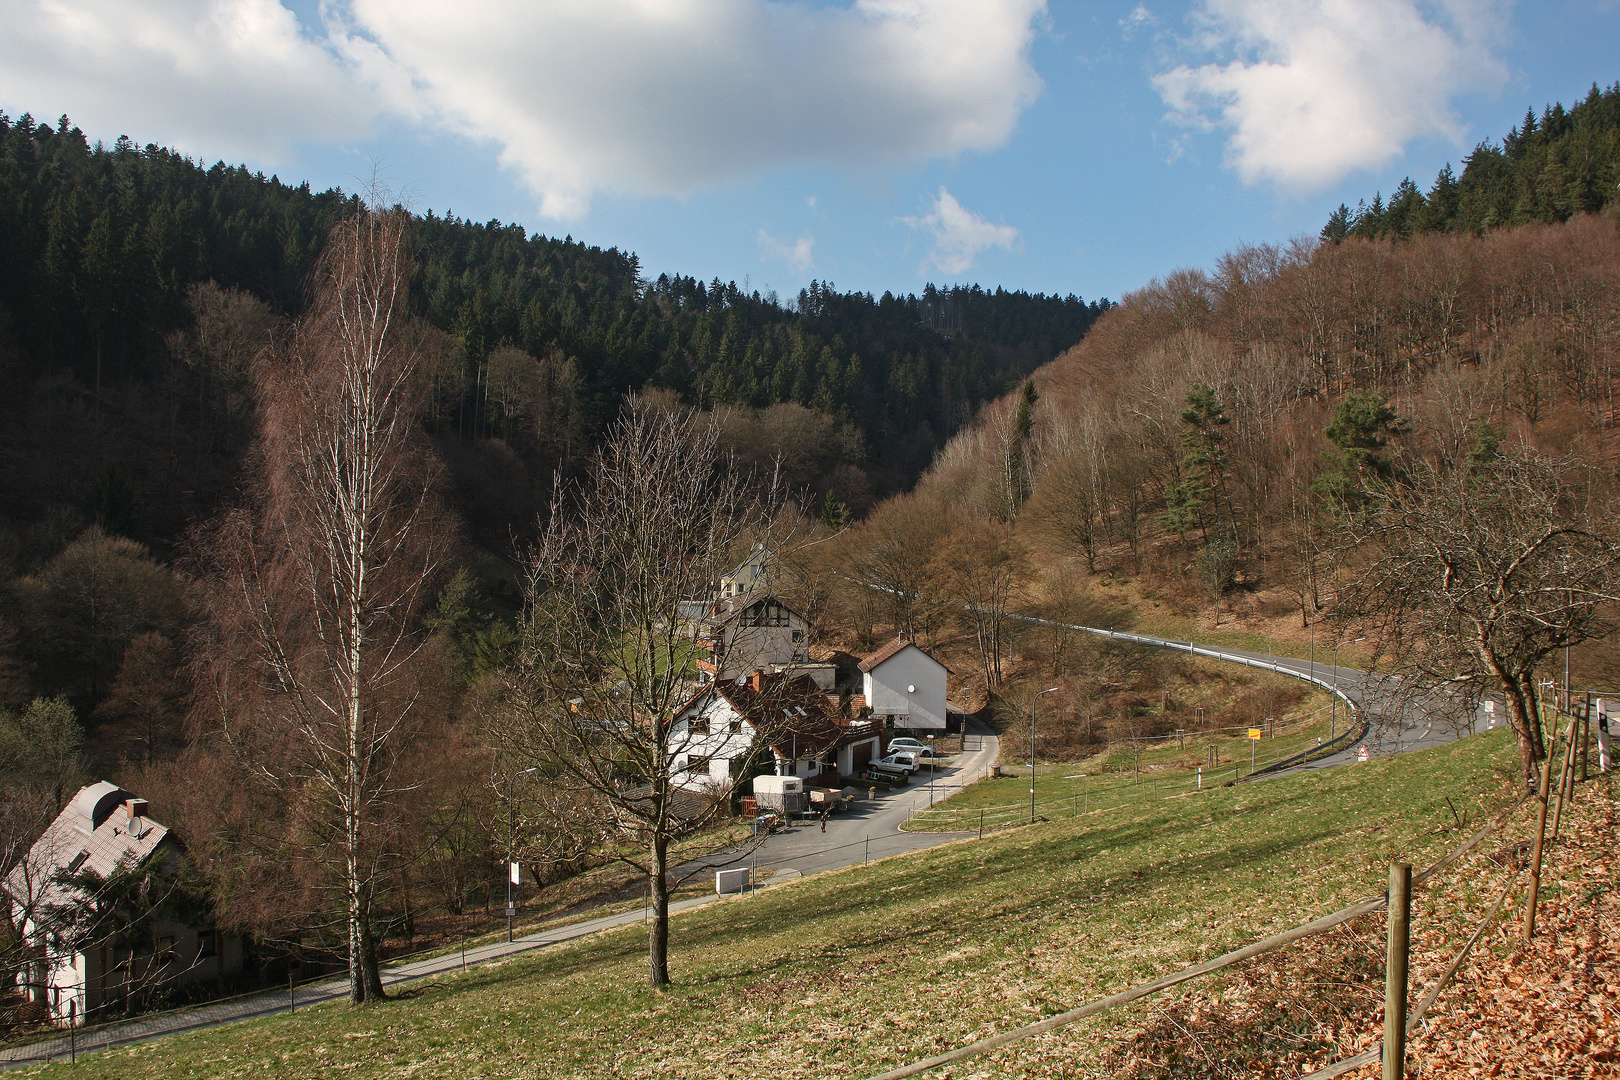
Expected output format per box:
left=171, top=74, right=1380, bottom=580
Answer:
left=927, top=734, right=936, bottom=806
left=1332, top=637, right=1365, bottom=741
left=508, top=766, right=539, bottom=943
left=1030, top=687, right=1060, bottom=823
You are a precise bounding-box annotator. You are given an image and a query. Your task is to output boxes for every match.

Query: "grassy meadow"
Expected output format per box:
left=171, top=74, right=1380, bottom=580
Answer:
left=21, top=728, right=1561, bottom=1080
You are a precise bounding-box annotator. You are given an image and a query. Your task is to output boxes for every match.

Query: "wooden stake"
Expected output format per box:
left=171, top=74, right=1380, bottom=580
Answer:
left=1384, top=863, right=1411, bottom=1080
left=1523, top=718, right=1571, bottom=941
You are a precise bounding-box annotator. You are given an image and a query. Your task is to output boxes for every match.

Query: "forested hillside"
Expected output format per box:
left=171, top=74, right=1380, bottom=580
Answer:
left=1324, top=82, right=1620, bottom=240
left=0, top=110, right=1106, bottom=557
left=793, top=209, right=1620, bottom=760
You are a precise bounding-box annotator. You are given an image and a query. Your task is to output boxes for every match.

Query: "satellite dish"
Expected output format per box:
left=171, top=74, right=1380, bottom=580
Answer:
left=907, top=684, right=916, bottom=694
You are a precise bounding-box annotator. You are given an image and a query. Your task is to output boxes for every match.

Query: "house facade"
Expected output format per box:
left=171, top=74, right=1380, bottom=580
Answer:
left=670, top=672, right=882, bottom=791
left=4, top=782, right=243, bottom=1023
left=693, top=593, right=811, bottom=683
left=859, top=635, right=949, bottom=732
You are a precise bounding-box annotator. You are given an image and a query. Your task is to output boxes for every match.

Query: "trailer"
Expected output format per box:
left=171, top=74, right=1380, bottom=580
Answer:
left=751, top=774, right=808, bottom=816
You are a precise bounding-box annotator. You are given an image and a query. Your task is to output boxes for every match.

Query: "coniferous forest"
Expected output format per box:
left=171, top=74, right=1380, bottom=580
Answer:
left=0, top=109, right=1107, bottom=558
left=1323, top=81, right=1620, bottom=240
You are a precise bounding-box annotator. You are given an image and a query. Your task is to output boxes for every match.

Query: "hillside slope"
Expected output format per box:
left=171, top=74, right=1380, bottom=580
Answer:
left=20, top=731, right=1608, bottom=1080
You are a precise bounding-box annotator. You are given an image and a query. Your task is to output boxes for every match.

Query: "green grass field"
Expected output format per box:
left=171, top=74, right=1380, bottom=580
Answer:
left=22, top=729, right=1565, bottom=1080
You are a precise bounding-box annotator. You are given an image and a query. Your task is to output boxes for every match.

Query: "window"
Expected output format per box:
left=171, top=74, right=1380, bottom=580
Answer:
left=158, top=935, right=176, bottom=965
left=791, top=629, right=803, bottom=642
left=689, top=718, right=710, bottom=735
left=685, top=756, right=711, bottom=774
left=197, top=930, right=217, bottom=958
left=728, top=719, right=743, bottom=734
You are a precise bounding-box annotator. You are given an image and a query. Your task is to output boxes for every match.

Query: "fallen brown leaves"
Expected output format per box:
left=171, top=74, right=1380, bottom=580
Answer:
left=1090, top=781, right=1618, bottom=1080
left=1383, top=787, right=1620, bottom=1080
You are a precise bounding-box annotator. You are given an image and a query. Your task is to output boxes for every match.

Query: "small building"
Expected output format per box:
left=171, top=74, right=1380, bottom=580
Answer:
left=670, top=672, right=882, bottom=791
left=3, top=782, right=242, bottom=1023
left=718, top=545, right=773, bottom=598
left=859, top=635, right=949, bottom=732
left=693, top=592, right=811, bottom=683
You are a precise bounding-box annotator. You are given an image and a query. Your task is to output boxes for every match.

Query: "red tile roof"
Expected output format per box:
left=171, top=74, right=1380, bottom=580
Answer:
left=859, top=635, right=914, bottom=672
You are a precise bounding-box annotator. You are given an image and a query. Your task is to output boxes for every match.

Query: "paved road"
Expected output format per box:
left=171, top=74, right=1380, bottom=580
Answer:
left=1, top=723, right=1001, bottom=1072
left=678, top=719, right=1001, bottom=880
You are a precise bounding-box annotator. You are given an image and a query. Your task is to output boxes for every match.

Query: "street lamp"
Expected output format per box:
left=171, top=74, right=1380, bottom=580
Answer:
left=508, top=766, right=539, bottom=943
left=926, top=734, right=938, bottom=806
left=1332, top=637, right=1366, bottom=741
left=1030, top=687, right=1060, bottom=823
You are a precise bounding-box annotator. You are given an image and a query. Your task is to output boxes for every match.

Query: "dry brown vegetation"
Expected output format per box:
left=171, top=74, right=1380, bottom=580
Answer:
left=779, top=214, right=1620, bottom=756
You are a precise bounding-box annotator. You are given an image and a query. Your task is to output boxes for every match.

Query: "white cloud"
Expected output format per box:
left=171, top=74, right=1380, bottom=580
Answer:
left=335, top=0, right=1046, bottom=219
left=1152, top=0, right=1510, bottom=191
left=0, top=0, right=372, bottom=166
left=758, top=229, right=816, bottom=274
left=1121, top=4, right=1158, bottom=38
left=902, top=187, right=1020, bottom=276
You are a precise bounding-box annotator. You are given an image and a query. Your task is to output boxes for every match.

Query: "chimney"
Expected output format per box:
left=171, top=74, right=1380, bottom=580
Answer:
left=124, top=799, right=149, bottom=836
left=749, top=669, right=765, bottom=693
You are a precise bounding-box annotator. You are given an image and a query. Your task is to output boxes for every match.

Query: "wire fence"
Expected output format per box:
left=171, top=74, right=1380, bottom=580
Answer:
left=867, top=790, right=1541, bottom=1080
left=906, top=710, right=1364, bottom=832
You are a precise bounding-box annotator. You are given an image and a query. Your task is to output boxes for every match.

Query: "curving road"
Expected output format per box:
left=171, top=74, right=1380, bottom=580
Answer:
left=1005, top=612, right=1483, bottom=775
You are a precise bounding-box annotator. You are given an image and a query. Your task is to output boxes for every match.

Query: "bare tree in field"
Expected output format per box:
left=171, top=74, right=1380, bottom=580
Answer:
left=1335, top=446, right=1620, bottom=788
left=486, top=402, right=776, bottom=989
left=194, top=209, right=451, bottom=1003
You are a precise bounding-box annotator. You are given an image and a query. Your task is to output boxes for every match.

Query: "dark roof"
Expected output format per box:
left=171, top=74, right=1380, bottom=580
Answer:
left=687, top=673, right=876, bottom=758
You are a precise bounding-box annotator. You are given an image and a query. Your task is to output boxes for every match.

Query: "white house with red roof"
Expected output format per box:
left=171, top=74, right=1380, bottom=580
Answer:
left=859, top=635, right=949, bottom=732
left=669, top=672, right=882, bottom=791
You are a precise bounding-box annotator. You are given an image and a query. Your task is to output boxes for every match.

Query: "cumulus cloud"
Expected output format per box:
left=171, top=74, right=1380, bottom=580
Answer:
left=758, top=229, right=816, bottom=274
left=334, top=0, right=1046, bottom=219
left=902, top=188, right=1020, bottom=276
left=1153, top=0, right=1510, bottom=191
left=0, top=0, right=372, bottom=165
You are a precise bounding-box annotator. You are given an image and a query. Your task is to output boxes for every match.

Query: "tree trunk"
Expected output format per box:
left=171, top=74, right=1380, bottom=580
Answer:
left=648, top=833, right=670, bottom=988
left=1486, top=649, right=1545, bottom=790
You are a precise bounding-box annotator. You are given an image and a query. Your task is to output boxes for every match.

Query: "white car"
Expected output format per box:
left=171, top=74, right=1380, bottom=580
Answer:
left=887, top=737, right=929, bottom=753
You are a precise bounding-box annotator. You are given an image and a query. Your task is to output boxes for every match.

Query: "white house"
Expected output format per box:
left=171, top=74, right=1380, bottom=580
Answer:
left=669, top=672, right=882, bottom=791
left=693, top=592, right=811, bottom=683
left=859, top=635, right=949, bottom=732
left=4, top=782, right=242, bottom=1023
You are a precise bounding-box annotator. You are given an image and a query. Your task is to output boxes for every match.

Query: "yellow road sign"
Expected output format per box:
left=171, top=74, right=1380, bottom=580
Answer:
left=1248, top=728, right=1262, bottom=740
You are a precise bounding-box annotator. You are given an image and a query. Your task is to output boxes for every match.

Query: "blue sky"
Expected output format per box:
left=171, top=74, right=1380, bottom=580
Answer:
left=3, top=1, right=1616, bottom=305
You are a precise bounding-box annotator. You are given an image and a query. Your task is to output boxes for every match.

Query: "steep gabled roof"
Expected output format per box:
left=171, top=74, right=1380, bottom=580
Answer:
left=679, top=672, right=876, bottom=758
left=707, top=591, right=808, bottom=627
left=858, top=635, right=949, bottom=674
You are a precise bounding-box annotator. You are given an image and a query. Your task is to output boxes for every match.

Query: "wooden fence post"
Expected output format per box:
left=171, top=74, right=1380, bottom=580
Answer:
left=1384, top=862, right=1411, bottom=1080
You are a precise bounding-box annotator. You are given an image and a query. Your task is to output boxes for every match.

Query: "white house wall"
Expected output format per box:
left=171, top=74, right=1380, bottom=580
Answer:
left=863, top=647, right=948, bottom=730
left=670, top=697, right=758, bottom=791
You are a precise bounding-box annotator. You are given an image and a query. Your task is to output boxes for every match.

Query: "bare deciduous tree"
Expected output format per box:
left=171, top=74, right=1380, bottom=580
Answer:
left=194, top=209, right=452, bottom=1003
left=487, top=401, right=778, bottom=988
left=1336, top=447, right=1620, bottom=787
